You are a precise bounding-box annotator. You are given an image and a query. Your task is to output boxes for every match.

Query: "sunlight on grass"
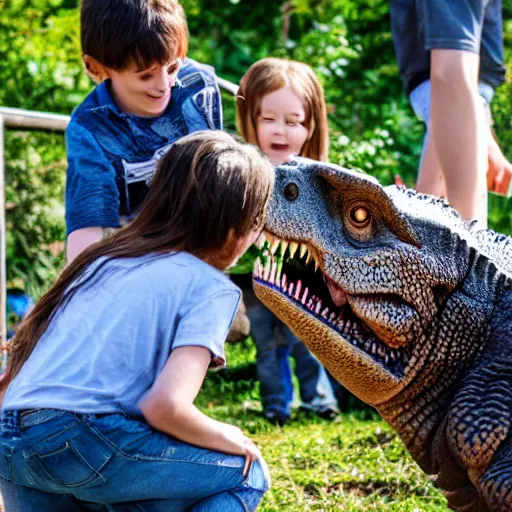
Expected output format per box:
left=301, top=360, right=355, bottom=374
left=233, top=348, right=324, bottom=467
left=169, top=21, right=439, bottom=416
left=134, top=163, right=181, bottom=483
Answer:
left=197, top=340, right=447, bottom=511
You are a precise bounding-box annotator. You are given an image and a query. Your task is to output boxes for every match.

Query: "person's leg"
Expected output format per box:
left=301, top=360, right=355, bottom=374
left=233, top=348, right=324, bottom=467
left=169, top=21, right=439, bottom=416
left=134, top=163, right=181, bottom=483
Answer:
left=409, top=80, right=447, bottom=199
left=430, top=49, right=487, bottom=225
left=7, top=410, right=269, bottom=511
left=248, top=302, right=292, bottom=420
left=190, top=457, right=270, bottom=512
left=416, top=130, right=447, bottom=199
left=285, top=327, right=338, bottom=418
left=418, top=0, right=488, bottom=225
left=0, top=478, right=87, bottom=512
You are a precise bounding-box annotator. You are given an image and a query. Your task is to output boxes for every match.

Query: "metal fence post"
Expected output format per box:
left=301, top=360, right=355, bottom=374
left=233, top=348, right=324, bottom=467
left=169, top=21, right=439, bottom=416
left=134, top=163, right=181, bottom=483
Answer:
left=0, top=115, right=7, bottom=374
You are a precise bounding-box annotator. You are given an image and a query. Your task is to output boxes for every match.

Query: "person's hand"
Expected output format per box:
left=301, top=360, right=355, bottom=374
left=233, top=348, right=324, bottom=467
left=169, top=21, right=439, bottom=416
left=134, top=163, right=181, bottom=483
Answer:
left=225, top=299, right=250, bottom=343
left=219, top=423, right=261, bottom=476
left=487, top=135, right=512, bottom=196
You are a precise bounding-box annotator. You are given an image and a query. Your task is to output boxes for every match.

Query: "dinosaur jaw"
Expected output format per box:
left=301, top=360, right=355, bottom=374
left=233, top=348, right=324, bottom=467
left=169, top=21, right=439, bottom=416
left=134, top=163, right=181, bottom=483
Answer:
left=252, top=234, right=411, bottom=405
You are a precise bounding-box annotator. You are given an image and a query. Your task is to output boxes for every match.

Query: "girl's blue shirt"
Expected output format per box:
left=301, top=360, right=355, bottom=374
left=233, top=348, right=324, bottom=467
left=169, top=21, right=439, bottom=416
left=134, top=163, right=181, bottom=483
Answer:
left=3, top=252, right=240, bottom=417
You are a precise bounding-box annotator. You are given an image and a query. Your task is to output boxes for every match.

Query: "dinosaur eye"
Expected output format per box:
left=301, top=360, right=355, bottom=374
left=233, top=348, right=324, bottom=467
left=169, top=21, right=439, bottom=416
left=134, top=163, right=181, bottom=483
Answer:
left=283, top=182, right=299, bottom=201
left=349, top=205, right=371, bottom=227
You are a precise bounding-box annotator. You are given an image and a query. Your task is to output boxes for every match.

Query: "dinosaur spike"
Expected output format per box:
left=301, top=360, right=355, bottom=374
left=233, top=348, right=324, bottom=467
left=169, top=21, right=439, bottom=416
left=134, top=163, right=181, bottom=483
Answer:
left=289, top=242, right=298, bottom=259
left=300, top=243, right=307, bottom=259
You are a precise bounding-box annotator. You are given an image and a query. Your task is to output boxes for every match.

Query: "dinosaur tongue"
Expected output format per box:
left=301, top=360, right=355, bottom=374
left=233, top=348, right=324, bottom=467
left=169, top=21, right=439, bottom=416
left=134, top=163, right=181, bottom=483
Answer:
left=324, top=276, right=348, bottom=307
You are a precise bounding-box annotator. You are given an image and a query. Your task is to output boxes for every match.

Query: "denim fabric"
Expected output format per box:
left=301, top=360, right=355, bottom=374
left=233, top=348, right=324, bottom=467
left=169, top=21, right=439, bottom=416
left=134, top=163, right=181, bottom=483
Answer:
left=390, top=0, right=505, bottom=95
left=247, top=303, right=337, bottom=417
left=65, top=58, right=223, bottom=235
left=0, top=409, right=270, bottom=511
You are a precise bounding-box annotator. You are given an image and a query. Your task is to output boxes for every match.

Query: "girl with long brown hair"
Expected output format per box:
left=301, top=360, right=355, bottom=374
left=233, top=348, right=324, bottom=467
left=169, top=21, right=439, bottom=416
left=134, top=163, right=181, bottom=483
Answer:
left=0, top=131, right=274, bottom=511
left=234, top=57, right=339, bottom=425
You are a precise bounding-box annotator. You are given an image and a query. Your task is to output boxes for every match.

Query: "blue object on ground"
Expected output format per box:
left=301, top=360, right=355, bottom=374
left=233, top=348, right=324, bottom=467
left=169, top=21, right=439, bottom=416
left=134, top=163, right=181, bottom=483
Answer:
left=6, top=289, right=34, bottom=339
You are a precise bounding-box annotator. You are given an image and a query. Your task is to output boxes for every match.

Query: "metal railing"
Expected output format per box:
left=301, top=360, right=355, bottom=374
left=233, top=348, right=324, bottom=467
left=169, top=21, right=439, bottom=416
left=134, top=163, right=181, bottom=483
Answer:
left=0, top=77, right=239, bottom=372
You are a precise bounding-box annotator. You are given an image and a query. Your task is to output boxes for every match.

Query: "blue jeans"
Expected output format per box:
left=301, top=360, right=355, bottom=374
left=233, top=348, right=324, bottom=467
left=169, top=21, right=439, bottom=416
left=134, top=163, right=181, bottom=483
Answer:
left=248, top=303, right=337, bottom=417
left=0, top=409, right=270, bottom=511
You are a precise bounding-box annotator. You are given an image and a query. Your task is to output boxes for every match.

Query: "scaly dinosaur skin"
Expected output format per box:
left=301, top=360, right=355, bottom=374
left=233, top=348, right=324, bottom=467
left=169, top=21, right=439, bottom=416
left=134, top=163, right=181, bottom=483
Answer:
left=253, top=158, right=512, bottom=511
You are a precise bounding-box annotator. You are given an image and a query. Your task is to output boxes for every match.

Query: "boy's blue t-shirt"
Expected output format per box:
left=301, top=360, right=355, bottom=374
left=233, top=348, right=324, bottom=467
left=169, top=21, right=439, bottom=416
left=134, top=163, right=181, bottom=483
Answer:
left=65, top=59, right=223, bottom=235
left=3, top=252, right=241, bottom=417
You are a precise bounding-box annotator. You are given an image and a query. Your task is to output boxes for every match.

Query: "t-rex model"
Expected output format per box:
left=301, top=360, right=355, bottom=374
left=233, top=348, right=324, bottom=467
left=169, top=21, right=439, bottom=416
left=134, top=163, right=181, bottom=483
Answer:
left=253, top=157, right=512, bottom=512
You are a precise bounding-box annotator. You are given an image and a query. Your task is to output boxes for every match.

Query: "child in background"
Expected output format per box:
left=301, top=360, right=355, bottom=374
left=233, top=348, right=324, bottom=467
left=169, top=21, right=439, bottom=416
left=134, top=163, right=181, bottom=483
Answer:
left=234, top=57, right=339, bottom=425
left=0, top=131, right=273, bottom=511
left=66, top=0, right=223, bottom=263
left=65, top=0, right=250, bottom=342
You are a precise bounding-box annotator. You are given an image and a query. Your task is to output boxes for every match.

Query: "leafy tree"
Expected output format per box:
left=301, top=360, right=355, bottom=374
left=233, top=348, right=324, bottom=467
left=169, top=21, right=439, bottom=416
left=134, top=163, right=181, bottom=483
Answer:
left=1, top=0, right=511, bottom=295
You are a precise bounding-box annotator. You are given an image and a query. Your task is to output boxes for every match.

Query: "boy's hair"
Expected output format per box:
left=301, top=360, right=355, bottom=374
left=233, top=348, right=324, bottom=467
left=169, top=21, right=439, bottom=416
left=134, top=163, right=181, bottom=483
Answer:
left=81, top=0, right=189, bottom=70
left=2, top=131, right=274, bottom=393
left=236, top=58, right=329, bottom=162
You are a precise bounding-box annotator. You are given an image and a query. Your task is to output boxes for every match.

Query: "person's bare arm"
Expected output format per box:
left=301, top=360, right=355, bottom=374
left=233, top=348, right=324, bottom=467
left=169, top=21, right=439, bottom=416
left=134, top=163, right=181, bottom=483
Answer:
left=430, top=49, right=488, bottom=225
left=66, top=227, right=104, bottom=263
left=139, top=346, right=260, bottom=474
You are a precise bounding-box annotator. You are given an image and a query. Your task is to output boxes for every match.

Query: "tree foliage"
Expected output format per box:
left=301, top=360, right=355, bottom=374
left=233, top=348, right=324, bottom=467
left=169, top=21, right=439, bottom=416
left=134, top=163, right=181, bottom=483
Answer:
left=1, top=0, right=511, bottom=293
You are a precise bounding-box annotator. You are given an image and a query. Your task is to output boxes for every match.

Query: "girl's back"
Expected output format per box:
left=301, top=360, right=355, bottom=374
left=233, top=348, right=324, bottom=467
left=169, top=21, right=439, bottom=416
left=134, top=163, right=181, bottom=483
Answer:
left=3, top=252, right=239, bottom=417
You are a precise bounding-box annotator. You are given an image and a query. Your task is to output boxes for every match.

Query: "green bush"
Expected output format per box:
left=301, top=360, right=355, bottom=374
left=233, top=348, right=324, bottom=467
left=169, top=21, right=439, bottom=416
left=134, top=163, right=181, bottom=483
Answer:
left=2, top=0, right=511, bottom=296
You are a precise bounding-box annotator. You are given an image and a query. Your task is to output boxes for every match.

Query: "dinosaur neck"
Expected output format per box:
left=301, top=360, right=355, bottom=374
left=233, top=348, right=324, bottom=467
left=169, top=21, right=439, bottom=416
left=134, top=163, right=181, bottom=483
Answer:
left=378, top=250, right=506, bottom=474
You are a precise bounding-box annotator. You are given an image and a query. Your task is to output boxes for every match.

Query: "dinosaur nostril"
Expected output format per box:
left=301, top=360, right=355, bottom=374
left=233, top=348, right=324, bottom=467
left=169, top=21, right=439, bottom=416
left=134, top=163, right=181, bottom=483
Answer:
left=283, top=182, right=299, bottom=201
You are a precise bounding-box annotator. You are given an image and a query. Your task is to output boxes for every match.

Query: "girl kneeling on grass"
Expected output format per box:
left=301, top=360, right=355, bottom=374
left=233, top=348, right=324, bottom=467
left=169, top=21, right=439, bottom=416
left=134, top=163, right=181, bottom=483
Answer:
left=0, top=131, right=274, bottom=512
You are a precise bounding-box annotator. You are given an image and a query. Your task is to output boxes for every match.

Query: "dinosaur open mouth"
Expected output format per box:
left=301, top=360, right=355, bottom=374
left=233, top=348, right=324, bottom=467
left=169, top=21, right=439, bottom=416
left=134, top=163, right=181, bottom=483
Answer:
left=252, top=233, right=408, bottom=375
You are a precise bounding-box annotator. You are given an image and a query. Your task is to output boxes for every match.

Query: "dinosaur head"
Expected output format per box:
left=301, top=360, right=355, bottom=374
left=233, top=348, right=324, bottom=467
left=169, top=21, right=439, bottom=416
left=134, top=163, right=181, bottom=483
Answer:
left=253, top=158, right=473, bottom=406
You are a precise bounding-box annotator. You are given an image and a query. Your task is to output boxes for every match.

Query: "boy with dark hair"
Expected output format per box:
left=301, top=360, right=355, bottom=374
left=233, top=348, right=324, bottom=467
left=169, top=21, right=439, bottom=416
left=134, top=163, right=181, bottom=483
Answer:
left=66, top=0, right=223, bottom=262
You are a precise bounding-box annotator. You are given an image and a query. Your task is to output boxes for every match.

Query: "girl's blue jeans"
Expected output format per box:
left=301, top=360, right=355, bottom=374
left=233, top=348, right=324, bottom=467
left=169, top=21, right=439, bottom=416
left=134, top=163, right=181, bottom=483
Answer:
left=0, top=409, right=270, bottom=511
left=247, top=302, right=337, bottom=417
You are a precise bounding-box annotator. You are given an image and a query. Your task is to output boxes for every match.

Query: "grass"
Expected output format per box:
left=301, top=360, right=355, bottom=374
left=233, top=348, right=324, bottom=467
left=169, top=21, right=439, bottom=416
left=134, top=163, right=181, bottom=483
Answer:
left=197, top=339, right=448, bottom=511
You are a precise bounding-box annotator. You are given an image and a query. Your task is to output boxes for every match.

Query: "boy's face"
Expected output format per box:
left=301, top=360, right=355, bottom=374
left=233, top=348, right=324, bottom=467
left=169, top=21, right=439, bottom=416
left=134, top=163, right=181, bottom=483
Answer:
left=86, top=56, right=182, bottom=118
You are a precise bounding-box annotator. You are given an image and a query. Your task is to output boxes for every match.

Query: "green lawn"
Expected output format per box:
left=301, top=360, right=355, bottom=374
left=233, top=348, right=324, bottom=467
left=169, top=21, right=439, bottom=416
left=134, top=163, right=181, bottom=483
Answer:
left=197, top=340, right=448, bottom=511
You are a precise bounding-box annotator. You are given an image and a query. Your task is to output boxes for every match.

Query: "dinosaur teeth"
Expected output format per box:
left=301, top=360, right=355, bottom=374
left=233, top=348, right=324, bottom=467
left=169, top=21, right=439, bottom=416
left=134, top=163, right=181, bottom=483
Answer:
left=294, top=280, right=302, bottom=300
left=256, top=234, right=266, bottom=249
left=269, top=259, right=277, bottom=285
left=288, top=242, right=298, bottom=259
left=279, top=240, right=289, bottom=257
left=301, top=287, right=309, bottom=304
left=300, top=243, right=307, bottom=259
left=305, top=252, right=313, bottom=265
left=281, top=273, right=287, bottom=290
left=269, top=239, right=280, bottom=255
left=263, top=258, right=271, bottom=281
